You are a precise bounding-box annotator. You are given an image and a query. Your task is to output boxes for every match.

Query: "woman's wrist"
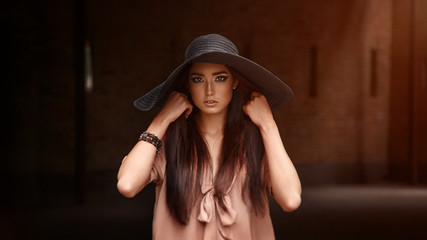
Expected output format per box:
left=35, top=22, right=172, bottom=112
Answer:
left=138, top=131, right=162, bottom=153
left=146, top=115, right=170, bottom=140
left=259, top=118, right=278, bottom=135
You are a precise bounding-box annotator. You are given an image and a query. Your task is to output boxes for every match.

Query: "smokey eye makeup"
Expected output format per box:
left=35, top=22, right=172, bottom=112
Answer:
left=215, top=75, right=229, bottom=82
left=190, top=77, right=203, bottom=83
left=189, top=71, right=230, bottom=83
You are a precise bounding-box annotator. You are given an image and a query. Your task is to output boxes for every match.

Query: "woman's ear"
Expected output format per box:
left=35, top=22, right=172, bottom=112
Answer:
left=233, top=79, right=239, bottom=90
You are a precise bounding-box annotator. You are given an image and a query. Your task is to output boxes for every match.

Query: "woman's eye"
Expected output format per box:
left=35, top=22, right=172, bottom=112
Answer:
left=216, top=76, right=228, bottom=82
left=191, top=77, right=203, bottom=83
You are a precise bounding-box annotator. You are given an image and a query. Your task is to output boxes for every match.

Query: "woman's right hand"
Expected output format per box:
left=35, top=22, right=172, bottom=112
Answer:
left=155, top=91, right=193, bottom=125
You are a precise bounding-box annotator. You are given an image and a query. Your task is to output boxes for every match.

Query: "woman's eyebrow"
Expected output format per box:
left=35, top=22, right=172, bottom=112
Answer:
left=213, top=71, right=229, bottom=75
left=190, top=72, right=204, bottom=77
left=190, top=71, right=229, bottom=76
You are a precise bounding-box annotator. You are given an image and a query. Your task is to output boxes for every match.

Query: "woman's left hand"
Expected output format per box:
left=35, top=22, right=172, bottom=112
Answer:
left=243, top=92, right=274, bottom=128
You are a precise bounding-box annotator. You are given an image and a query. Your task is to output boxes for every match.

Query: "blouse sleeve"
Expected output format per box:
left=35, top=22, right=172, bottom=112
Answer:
left=121, top=146, right=166, bottom=186
left=150, top=146, right=166, bottom=185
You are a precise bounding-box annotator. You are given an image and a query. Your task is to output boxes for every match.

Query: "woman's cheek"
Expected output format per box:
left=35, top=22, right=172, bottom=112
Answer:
left=189, top=89, right=204, bottom=108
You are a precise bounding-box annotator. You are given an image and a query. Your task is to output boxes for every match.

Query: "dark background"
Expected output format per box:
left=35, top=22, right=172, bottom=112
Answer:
left=2, top=0, right=427, bottom=239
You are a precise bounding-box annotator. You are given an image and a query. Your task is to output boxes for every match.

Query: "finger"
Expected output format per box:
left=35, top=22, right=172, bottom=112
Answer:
left=180, top=92, right=188, bottom=99
left=171, top=91, right=181, bottom=97
left=175, top=92, right=187, bottom=100
left=185, top=104, right=193, bottom=119
left=171, top=91, right=186, bottom=99
left=251, top=91, right=261, bottom=99
left=242, top=104, right=249, bottom=115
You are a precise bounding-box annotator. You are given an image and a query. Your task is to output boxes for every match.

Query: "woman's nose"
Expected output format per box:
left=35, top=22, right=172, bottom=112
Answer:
left=205, top=81, right=214, bottom=95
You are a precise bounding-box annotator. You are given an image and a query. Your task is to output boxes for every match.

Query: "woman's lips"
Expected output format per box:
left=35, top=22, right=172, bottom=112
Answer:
left=204, top=100, right=218, bottom=107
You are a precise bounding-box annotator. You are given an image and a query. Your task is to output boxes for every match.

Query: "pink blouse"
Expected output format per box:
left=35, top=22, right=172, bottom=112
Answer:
left=146, top=147, right=276, bottom=240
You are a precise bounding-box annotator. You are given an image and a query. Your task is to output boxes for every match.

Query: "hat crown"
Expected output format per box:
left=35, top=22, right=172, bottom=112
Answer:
left=185, top=34, right=239, bottom=61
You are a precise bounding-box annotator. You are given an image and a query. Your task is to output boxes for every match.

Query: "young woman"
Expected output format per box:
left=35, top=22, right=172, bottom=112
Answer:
left=117, top=34, right=301, bottom=239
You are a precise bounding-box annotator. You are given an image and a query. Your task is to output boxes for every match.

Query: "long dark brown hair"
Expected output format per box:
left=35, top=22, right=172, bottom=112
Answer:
left=164, top=65, right=267, bottom=224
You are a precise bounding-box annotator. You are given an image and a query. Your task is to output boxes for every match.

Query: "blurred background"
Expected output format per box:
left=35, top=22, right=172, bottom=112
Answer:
left=2, top=0, right=427, bottom=239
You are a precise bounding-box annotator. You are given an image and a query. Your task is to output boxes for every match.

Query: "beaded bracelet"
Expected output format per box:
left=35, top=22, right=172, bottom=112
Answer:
left=138, top=131, right=162, bottom=153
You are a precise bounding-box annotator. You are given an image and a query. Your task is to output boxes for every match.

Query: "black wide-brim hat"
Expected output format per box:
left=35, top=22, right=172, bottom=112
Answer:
left=134, top=34, right=293, bottom=112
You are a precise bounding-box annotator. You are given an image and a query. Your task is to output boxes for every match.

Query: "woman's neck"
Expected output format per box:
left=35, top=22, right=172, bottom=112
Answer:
left=195, top=112, right=226, bottom=137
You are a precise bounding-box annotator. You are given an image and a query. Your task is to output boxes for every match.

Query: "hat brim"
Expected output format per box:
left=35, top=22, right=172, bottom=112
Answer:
left=134, top=52, right=293, bottom=112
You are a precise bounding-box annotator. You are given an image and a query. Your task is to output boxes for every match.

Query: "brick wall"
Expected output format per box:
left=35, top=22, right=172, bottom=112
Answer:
left=5, top=0, right=392, bottom=201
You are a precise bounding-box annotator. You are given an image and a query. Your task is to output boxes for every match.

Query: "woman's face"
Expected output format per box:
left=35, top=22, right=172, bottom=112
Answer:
left=188, top=62, right=238, bottom=116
